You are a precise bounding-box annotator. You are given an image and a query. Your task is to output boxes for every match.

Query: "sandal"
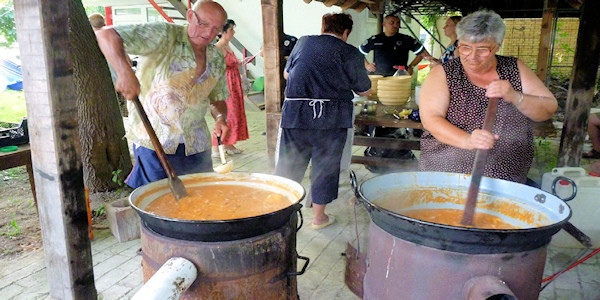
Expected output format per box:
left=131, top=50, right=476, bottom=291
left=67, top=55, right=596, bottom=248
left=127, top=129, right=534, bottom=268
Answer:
left=311, top=216, right=336, bottom=230
left=583, top=149, right=600, bottom=159
left=225, top=148, right=244, bottom=154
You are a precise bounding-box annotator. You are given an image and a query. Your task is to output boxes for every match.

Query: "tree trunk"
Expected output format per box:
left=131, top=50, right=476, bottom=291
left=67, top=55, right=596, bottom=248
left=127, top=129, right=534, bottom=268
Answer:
left=68, top=0, right=132, bottom=192
left=557, top=0, right=600, bottom=167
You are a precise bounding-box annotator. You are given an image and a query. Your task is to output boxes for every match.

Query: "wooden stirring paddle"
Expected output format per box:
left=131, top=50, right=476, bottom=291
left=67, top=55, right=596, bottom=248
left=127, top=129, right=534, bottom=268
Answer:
left=131, top=97, right=188, bottom=200
left=461, top=97, right=499, bottom=226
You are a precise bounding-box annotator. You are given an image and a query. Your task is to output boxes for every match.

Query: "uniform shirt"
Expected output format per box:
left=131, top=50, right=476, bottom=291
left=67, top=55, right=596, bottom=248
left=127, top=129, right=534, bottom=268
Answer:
left=115, top=22, right=228, bottom=155
left=283, top=34, right=297, bottom=57
left=359, top=32, right=425, bottom=76
left=282, top=34, right=371, bottom=129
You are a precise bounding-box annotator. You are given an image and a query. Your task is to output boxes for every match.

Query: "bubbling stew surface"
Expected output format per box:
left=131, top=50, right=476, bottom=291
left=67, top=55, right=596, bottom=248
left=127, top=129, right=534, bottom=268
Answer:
left=372, top=188, right=543, bottom=229
left=400, top=208, right=520, bottom=229
left=144, top=185, right=291, bottom=220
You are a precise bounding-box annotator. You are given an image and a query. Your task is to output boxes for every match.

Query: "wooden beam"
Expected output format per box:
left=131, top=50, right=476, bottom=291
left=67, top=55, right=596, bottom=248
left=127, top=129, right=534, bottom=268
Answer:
left=13, top=0, right=96, bottom=299
left=368, top=0, right=385, bottom=14
left=535, top=0, right=558, bottom=81
left=324, top=0, right=339, bottom=7
left=355, top=3, right=368, bottom=13
left=558, top=0, right=600, bottom=167
left=341, top=0, right=360, bottom=10
left=261, top=0, right=285, bottom=167
left=565, top=0, right=583, bottom=9
left=165, top=0, right=188, bottom=17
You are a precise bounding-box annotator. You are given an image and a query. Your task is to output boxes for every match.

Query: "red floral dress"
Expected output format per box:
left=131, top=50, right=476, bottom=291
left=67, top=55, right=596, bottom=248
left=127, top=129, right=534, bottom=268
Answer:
left=212, top=51, right=249, bottom=146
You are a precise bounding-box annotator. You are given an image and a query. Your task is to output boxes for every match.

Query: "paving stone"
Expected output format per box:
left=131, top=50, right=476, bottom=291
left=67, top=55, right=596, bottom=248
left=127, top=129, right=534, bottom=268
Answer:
left=581, top=282, right=600, bottom=300
left=93, top=254, right=133, bottom=279
left=539, top=286, right=555, bottom=300
left=96, top=268, right=136, bottom=293
left=577, top=263, right=600, bottom=284
left=0, top=282, right=25, bottom=299
left=118, top=269, right=144, bottom=289
left=555, top=288, right=584, bottom=300
left=98, top=284, right=131, bottom=300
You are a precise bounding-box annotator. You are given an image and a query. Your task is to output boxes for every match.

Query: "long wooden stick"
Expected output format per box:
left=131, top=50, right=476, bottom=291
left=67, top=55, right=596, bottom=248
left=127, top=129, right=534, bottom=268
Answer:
left=131, top=97, right=188, bottom=200
left=461, top=97, right=499, bottom=226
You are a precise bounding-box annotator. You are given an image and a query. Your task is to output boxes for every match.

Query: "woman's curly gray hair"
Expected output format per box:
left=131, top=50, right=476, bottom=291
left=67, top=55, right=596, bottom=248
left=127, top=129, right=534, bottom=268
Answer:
left=456, top=10, right=505, bottom=45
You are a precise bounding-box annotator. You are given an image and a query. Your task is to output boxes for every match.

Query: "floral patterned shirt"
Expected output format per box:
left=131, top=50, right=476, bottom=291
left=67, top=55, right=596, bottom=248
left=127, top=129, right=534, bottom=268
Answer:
left=115, top=22, right=228, bottom=155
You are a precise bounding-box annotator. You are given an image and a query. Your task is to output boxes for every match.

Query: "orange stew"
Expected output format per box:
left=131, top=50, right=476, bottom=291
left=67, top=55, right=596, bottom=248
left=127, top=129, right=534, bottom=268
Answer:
left=144, top=185, right=291, bottom=221
left=401, top=208, right=520, bottom=229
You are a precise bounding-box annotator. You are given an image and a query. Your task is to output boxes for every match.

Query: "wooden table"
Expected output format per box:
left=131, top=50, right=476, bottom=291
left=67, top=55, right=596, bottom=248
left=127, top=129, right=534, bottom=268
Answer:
left=351, top=113, right=423, bottom=168
left=0, top=144, right=36, bottom=203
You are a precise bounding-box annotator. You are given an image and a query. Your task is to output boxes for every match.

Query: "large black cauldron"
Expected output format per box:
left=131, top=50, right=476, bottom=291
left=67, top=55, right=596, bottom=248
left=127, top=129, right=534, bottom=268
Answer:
left=129, top=172, right=305, bottom=242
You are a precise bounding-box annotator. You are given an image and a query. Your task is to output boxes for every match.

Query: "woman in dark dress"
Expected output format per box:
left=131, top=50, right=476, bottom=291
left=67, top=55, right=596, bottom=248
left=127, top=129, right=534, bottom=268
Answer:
left=419, top=10, right=557, bottom=183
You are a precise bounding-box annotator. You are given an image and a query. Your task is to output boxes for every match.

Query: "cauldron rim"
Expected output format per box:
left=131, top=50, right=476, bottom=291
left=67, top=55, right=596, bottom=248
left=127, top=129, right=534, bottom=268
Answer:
left=357, top=171, right=572, bottom=254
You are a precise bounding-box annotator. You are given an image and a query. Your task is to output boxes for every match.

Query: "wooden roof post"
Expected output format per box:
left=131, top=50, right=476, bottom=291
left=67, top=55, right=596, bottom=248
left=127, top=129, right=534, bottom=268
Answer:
left=13, top=0, right=96, bottom=298
left=261, top=0, right=285, bottom=167
left=558, top=0, right=600, bottom=167
left=536, top=0, right=558, bottom=82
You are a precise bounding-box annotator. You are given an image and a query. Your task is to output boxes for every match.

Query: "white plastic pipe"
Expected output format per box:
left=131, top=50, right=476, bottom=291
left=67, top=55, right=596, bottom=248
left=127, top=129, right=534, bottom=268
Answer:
left=132, top=257, right=197, bottom=300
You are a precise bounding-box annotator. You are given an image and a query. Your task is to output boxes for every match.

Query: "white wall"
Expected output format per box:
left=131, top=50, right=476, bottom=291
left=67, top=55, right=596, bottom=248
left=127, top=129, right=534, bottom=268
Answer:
left=215, top=0, right=342, bottom=78
left=112, top=5, right=187, bottom=26
left=107, top=1, right=429, bottom=78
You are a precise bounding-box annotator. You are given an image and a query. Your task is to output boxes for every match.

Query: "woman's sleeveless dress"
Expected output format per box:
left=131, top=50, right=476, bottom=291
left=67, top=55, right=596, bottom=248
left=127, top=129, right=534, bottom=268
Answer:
left=212, top=51, right=249, bottom=145
left=419, top=56, right=534, bottom=183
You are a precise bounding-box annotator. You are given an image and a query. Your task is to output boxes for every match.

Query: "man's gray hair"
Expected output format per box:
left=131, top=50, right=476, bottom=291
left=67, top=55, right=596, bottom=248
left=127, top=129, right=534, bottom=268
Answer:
left=456, top=10, right=505, bottom=45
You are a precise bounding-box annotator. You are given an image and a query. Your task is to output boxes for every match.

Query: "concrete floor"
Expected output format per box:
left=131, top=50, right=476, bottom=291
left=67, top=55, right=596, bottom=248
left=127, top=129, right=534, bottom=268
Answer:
left=1, top=110, right=599, bottom=299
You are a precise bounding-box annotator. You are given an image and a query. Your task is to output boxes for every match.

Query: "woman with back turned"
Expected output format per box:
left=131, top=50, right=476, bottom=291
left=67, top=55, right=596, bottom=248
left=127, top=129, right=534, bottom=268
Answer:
left=275, top=13, right=371, bottom=229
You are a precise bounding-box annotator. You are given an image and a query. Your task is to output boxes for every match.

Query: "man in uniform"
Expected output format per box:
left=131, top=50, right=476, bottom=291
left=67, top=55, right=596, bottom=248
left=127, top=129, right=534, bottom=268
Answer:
left=360, top=14, right=433, bottom=76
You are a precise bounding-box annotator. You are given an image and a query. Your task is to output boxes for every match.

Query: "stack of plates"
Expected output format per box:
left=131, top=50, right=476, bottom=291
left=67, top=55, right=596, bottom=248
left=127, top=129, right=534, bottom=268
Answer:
left=377, top=75, right=411, bottom=105
left=368, top=75, right=383, bottom=100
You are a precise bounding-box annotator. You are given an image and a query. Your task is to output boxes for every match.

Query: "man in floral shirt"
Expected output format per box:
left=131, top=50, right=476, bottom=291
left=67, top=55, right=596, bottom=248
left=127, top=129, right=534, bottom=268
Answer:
left=96, top=0, right=230, bottom=188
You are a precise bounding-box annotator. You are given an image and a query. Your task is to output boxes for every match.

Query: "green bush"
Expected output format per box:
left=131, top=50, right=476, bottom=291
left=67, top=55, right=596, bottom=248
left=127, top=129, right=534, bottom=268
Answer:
left=0, top=89, right=26, bottom=123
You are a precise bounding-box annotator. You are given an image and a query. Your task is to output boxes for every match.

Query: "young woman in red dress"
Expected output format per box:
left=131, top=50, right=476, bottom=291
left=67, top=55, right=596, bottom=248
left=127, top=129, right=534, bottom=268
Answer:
left=211, top=19, right=249, bottom=156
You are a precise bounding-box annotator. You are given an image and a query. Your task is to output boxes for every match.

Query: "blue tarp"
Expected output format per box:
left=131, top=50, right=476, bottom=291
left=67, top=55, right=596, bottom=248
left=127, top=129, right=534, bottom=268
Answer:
left=0, top=58, right=23, bottom=91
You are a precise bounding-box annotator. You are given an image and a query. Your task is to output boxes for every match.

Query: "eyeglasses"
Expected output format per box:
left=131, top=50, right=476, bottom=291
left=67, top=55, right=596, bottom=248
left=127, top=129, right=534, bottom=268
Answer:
left=457, top=45, right=496, bottom=57
left=192, top=11, right=222, bottom=35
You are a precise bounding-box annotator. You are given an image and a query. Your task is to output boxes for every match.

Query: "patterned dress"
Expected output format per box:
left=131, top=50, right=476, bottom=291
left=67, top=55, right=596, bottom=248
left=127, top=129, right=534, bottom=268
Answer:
left=212, top=51, right=248, bottom=146
left=440, top=40, right=458, bottom=63
left=419, top=56, right=534, bottom=183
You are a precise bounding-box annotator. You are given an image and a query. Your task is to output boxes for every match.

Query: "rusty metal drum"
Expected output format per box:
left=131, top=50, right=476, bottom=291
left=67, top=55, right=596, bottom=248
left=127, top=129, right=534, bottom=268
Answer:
left=140, top=214, right=309, bottom=300
left=356, top=172, right=571, bottom=300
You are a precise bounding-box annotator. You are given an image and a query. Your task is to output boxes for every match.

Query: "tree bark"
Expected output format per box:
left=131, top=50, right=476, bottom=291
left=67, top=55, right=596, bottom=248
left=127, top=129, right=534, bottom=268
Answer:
left=557, top=0, right=600, bottom=167
left=68, top=0, right=132, bottom=192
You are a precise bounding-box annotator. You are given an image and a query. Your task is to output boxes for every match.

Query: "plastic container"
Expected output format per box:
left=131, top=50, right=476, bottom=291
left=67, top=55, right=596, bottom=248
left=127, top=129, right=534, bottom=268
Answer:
left=393, top=66, right=409, bottom=76
left=541, top=167, right=600, bottom=248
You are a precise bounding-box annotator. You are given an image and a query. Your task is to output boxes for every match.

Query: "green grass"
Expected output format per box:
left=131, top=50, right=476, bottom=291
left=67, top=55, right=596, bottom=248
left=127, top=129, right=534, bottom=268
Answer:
left=0, top=90, right=27, bottom=123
